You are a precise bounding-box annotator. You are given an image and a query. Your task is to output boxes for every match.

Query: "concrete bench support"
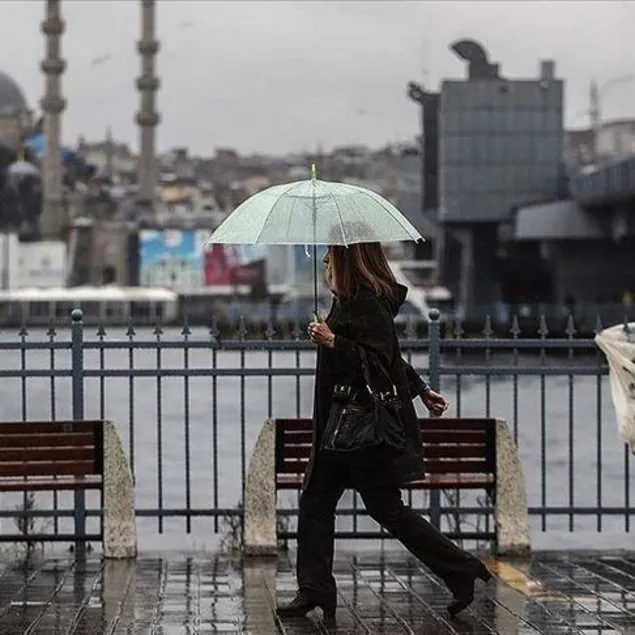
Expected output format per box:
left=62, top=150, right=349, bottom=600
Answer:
left=495, top=418, right=531, bottom=557
left=103, top=420, right=137, bottom=559
left=244, top=419, right=277, bottom=556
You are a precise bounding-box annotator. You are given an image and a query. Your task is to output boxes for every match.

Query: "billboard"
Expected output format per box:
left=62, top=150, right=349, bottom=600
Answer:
left=203, top=244, right=267, bottom=287
left=17, top=241, right=67, bottom=288
left=139, top=230, right=206, bottom=291
left=0, top=236, right=67, bottom=289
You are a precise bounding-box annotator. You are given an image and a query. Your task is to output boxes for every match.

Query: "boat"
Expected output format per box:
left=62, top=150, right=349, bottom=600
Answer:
left=388, top=259, right=454, bottom=322
left=0, top=286, right=179, bottom=327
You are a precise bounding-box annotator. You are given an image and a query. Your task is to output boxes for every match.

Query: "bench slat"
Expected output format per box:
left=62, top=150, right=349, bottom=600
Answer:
left=280, top=459, right=309, bottom=473
left=420, top=431, right=486, bottom=444
left=279, top=444, right=312, bottom=458
left=424, top=460, right=489, bottom=474
left=277, top=459, right=491, bottom=476
left=0, top=433, right=96, bottom=449
left=279, top=431, right=313, bottom=445
left=0, top=476, right=103, bottom=492
left=273, top=418, right=495, bottom=432
left=275, top=419, right=312, bottom=431
left=0, top=448, right=95, bottom=462
left=276, top=473, right=494, bottom=490
left=281, top=443, right=488, bottom=461
left=421, top=444, right=487, bottom=459
left=0, top=461, right=98, bottom=478
left=280, top=431, right=488, bottom=445
left=0, top=421, right=101, bottom=435
left=420, top=418, right=494, bottom=431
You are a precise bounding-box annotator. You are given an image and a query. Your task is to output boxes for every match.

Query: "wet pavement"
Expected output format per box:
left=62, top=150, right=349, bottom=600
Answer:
left=0, top=548, right=633, bottom=634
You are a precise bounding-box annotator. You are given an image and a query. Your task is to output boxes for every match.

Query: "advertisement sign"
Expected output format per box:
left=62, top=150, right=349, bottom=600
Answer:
left=17, top=241, right=67, bottom=288
left=0, top=236, right=66, bottom=289
left=203, top=244, right=267, bottom=287
left=139, top=230, right=206, bottom=291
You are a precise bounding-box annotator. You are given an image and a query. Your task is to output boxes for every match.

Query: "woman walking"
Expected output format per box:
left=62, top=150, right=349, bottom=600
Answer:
left=276, top=242, right=491, bottom=622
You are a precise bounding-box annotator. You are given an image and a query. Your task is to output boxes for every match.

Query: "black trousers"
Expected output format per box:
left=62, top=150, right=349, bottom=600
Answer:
left=296, top=455, right=482, bottom=599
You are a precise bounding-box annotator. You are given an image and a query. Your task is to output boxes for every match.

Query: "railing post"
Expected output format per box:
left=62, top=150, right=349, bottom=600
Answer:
left=70, top=309, right=86, bottom=557
left=427, top=309, right=442, bottom=529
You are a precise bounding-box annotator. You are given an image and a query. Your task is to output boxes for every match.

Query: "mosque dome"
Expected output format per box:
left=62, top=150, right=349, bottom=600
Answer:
left=0, top=70, right=28, bottom=118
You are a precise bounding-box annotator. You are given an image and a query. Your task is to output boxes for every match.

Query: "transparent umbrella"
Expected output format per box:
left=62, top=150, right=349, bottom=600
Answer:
left=206, top=165, right=424, bottom=316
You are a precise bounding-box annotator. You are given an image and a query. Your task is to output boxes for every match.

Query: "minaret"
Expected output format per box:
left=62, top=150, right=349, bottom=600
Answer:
left=104, top=126, right=114, bottom=183
left=136, top=0, right=160, bottom=213
left=589, top=79, right=601, bottom=159
left=40, top=0, right=66, bottom=239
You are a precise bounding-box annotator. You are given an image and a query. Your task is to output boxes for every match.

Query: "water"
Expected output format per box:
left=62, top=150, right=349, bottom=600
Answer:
left=0, top=327, right=631, bottom=552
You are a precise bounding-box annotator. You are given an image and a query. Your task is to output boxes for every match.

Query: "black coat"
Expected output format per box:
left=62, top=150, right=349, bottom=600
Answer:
left=303, top=282, right=428, bottom=490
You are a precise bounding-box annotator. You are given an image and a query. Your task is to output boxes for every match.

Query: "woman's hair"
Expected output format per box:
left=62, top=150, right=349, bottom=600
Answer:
left=329, top=242, right=396, bottom=300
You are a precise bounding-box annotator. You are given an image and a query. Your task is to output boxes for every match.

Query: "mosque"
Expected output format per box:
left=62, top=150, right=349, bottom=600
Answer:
left=0, top=0, right=159, bottom=290
left=0, top=70, right=41, bottom=237
left=0, top=70, right=33, bottom=151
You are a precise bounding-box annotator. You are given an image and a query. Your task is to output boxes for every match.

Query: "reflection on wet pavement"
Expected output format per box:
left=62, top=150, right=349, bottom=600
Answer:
left=0, top=549, right=632, bottom=633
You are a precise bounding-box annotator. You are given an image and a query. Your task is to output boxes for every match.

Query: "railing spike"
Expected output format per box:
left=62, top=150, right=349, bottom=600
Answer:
left=594, top=313, right=603, bottom=335
left=209, top=315, right=220, bottom=343
left=47, top=317, right=57, bottom=339
left=510, top=315, right=521, bottom=338
left=153, top=316, right=163, bottom=337
left=237, top=315, right=248, bottom=341
left=453, top=314, right=464, bottom=339
left=181, top=315, right=191, bottom=337
left=482, top=315, right=493, bottom=339
left=565, top=313, right=577, bottom=338
left=265, top=319, right=276, bottom=340
left=126, top=317, right=136, bottom=338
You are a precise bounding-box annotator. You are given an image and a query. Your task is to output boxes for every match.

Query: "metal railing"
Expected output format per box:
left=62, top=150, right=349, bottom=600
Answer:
left=0, top=308, right=631, bottom=550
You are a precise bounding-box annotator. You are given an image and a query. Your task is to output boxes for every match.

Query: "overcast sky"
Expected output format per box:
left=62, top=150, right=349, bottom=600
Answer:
left=1, top=1, right=634, bottom=155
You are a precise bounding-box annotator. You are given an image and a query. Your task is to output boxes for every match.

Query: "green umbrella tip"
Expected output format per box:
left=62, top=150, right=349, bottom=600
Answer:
left=310, top=163, right=317, bottom=181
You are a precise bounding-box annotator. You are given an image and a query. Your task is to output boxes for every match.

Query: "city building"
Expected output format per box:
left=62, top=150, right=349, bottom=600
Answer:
left=406, top=39, right=565, bottom=315
left=566, top=118, right=635, bottom=165
left=511, top=154, right=635, bottom=325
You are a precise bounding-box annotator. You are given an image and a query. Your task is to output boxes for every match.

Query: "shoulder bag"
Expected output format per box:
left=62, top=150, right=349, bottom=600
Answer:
left=320, top=347, right=407, bottom=458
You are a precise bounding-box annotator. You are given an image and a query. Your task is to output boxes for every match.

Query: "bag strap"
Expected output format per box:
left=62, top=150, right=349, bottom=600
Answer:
left=358, top=346, right=396, bottom=398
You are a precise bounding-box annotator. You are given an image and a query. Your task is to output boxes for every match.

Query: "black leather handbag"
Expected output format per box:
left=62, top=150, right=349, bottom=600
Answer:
left=320, top=347, right=407, bottom=458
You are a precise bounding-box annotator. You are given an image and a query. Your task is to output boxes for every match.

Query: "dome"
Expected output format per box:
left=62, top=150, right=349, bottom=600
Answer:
left=0, top=70, right=27, bottom=118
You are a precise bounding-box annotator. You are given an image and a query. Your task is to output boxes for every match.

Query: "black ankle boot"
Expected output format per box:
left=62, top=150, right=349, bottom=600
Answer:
left=446, top=564, right=492, bottom=616
left=276, top=591, right=336, bottom=621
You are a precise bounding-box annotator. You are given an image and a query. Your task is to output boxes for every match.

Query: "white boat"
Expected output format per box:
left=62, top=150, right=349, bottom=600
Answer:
left=0, top=286, right=179, bottom=326
left=388, top=260, right=454, bottom=321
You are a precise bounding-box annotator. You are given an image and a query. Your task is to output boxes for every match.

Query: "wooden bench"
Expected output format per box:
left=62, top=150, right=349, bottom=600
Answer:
left=244, top=417, right=530, bottom=557
left=275, top=417, right=496, bottom=492
left=0, top=420, right=137, bottom=558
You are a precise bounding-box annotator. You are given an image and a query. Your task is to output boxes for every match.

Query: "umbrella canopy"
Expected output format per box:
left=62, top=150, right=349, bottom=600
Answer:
left=206, top=166, right=424, bottom=318
left=206, top=176, right=423, bottom=247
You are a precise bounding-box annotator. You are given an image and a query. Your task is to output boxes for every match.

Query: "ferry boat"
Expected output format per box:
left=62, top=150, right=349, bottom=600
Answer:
left=0, top=286, right=179, bottom=327
left=388, top=259, right=454, bottom=322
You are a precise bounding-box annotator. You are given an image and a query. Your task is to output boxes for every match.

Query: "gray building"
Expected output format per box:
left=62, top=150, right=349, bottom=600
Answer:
left=436, top=42, right=564, bottom=313
left=512, top=155, right=635, bottom=315
left=394, top=149, right=438, bottom=260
